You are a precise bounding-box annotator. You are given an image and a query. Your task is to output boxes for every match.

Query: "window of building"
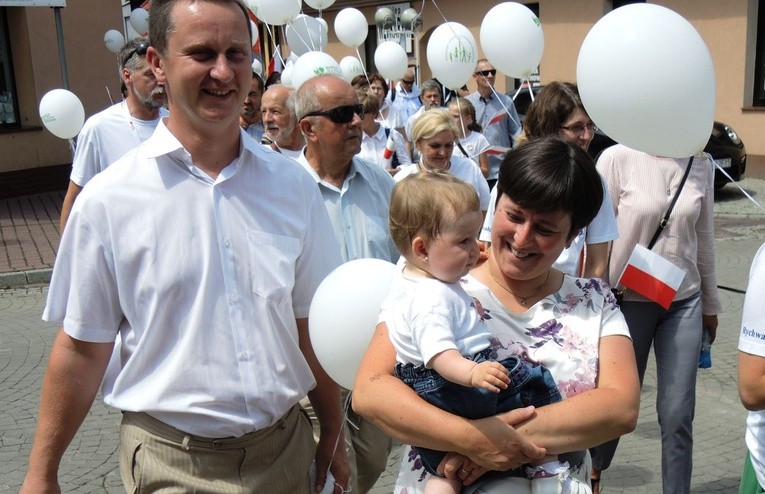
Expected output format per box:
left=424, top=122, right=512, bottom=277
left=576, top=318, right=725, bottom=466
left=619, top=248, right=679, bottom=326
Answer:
left=0, top=8, right=19, bottom=127
left=754, top=0, right=765, bottom=106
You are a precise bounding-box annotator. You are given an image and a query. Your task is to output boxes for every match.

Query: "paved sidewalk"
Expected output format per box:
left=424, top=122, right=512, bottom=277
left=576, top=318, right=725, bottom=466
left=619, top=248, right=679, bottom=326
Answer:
left=0, top=191, right=63, bottom=287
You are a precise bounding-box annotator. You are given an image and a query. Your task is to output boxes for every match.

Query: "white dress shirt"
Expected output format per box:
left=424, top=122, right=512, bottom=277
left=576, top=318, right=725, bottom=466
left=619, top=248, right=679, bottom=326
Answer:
left=44, top=120, right=342, bottom=438
left=358, top=125, right=411, bottom=170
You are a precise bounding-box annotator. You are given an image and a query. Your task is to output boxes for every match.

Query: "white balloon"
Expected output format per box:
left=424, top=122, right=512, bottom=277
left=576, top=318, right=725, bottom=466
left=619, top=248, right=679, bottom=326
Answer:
left=39, top=89, right=85, bottom=140
left=304, top=0, right=336, bottom=10
left=129, top=8, right=149, bottom=35
left=309, top=259, right=396, bottom=390
left=286, top=14, right=328, bottom=57
left=258, top=0, right=300, bottom=26
left=281, top=65, right=294, bottom=87
left=334, top=8, right=368, bottom=48
left=316, top=17, right=328, bottom=34
left=576, top=4, right=715, bottom=158
left=103, top=29, right=125, bottom=54
left=291, top=51, right=342, bottom=89
left=374, top=41, right=408, bottom=81
left=251, top=59, right=263, bottom=77
left=287, top=52, right=299, bottom=64
left=480, top=2, right=544, bottom=79
left=427, top=22, right=477, bottom=90
left=339, top=56, right=364, bottom=83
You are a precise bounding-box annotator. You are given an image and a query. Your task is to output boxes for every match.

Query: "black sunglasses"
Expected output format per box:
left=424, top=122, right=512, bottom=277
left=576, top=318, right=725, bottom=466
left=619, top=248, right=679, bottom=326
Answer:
left=122, top=41, right=150, bottom=68
left=401, top=79, right=415, bottom=85
left=475, top=69, right=497, bottom=77
left=303, top=104, right=364, bottom=124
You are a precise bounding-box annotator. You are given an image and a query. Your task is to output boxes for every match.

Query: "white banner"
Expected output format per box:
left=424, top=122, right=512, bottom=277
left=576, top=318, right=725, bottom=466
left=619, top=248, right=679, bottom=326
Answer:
left=0, top=0, right=65, bottom=6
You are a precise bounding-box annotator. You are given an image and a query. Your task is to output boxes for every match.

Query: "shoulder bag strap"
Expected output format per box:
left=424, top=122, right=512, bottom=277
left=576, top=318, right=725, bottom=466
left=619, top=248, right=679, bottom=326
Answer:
left=646, top=155, right=695, bottom=250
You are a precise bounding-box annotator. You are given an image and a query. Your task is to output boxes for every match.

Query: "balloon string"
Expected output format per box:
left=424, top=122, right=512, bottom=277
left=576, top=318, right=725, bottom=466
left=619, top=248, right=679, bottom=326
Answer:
left=482, top=76, right=521, bottom=130
left=430, top=0, right=449, bottom=24
left=510, top=84, right=524, bottom=101
left=293, top=15, right=318, bottom=52
left=714, top=162, right=765, bottom=212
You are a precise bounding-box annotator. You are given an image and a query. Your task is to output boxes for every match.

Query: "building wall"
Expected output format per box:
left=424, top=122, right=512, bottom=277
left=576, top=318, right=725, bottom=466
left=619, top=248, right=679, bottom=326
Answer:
left=321, top=0, right=765, bottom=164
left=2, top=0, right=763, bottom=179
left=0, top=0, right=123, bottom=174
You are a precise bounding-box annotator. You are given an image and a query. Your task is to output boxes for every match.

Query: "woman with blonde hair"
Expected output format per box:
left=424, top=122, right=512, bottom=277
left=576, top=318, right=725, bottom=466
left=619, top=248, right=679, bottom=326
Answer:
left=393, top=108, right=490, bottom=215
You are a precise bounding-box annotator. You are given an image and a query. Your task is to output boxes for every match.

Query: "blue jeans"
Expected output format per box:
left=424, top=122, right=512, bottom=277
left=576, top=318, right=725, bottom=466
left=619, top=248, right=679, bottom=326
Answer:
left=396, top=348, right=561, bottom=475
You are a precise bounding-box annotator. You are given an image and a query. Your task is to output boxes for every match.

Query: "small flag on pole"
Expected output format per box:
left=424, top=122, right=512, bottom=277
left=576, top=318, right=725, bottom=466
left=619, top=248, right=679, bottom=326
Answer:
left=617, top=244, right=686, bottom=309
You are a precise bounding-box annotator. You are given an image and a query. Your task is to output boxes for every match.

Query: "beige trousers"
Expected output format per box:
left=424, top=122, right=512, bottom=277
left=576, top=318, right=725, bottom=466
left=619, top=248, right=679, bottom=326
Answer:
left=119, top=405, right=315, bottom=493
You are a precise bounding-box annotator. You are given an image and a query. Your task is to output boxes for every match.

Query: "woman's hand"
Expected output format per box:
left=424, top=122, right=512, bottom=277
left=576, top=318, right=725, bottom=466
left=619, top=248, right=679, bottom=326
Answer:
left=438, top=455, right=488, bottom=486
left=702, top=314, right=718, bottom=344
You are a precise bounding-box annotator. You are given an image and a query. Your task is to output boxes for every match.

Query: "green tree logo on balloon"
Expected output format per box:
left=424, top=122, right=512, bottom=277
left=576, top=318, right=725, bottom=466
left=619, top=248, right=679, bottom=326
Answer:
left=444, top=35, right=476, bottom=64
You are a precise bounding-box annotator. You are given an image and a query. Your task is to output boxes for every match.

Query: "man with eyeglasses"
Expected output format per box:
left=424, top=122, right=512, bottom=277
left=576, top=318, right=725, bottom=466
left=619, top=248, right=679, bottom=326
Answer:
left=59, top=36, right=167, bottom=232
left=239, top=71, right=264, bottom=141
left=22, top=1, right=350, bottom=493
left=466, top=59, right=522, bottom=189
left=295, top=74, right=398, bottom=494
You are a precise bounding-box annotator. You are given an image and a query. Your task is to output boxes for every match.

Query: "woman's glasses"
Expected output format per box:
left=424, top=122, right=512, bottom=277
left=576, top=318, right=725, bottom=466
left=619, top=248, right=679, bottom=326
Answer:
left=303, top=104, right=364, bottom=124
left=560, top=123, right=598, bottom=136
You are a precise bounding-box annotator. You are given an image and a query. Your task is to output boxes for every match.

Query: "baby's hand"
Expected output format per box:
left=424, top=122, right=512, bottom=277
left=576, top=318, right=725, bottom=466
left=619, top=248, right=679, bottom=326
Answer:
left=470, top=361, right=510, bottom=392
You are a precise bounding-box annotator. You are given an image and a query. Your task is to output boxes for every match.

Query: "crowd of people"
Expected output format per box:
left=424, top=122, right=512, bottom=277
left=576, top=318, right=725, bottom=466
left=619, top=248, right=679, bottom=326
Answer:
left=19, top=1, right=763, bottom=493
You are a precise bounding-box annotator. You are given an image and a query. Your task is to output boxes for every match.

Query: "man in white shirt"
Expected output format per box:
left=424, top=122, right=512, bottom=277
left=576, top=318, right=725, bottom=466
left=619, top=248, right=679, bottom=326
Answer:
left=385, top=67, right=422, bottom=130
left=260, top=83, right=304, bottom=159
left=239, top=71, right=264, bottom=141
left=59, top=36, right=167, bottom=231
left=21, top=1, right=349, bottom=493
left=295, top=74, right=397, bottom=493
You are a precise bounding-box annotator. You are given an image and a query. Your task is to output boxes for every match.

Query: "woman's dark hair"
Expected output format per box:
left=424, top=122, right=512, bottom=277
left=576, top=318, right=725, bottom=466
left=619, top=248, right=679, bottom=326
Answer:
left=496, top=136, right=603, bottom=235
left=367, top=73, right=389, bottom=95
left=351, top=74, right=370, bottom=90
left=523, top=81, right=584, bottom=140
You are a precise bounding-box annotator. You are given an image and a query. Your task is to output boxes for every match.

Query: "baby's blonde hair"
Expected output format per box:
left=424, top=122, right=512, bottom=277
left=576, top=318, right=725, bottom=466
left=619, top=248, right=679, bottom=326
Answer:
left=389, top=171, right=480, bottom=257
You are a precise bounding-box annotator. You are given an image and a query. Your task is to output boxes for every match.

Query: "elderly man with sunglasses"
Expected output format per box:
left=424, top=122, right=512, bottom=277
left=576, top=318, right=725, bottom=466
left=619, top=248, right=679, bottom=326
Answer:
left=59, top=36, right=167, bottom=232
left=295, top=74, right=398, bottom=494
left=466, top=59, right=522, bottom=189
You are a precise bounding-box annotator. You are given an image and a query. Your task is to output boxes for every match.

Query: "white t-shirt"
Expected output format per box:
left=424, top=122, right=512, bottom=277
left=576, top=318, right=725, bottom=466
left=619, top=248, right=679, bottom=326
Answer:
left=381, top=268, right=492, bottom=367
left=740, top=242, right=765, bottom=487
left=70, top=101, right=167, bottom=187
left=394, top=156, right=491, bottom=212
left=453, top=131, right=491, bottom=166
left=480, top=178, right=618, bottom=276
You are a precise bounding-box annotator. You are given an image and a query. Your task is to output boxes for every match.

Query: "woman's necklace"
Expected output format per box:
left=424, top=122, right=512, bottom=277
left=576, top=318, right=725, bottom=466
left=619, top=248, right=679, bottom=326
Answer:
left=488, top=265, right=551, bottom=307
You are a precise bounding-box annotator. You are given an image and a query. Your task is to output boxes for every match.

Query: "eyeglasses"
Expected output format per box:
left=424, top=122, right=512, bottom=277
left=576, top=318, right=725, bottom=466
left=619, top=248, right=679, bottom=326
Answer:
left=560, top=123, right=598, bottom=136
left=303, top=104, right=364, bottom=124
left=475, top=69, right=497, bottom=77
left=122, top=41, right=150, bottom=68
left=401, top=79, right=415, bottom=85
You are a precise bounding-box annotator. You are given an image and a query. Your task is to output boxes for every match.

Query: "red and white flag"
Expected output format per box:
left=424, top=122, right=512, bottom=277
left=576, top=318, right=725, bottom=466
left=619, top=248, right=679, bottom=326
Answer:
left=268, top=45, right=283, bottom=76
left=488, top=109, right=508, bottom=126
left=617, top=244, right=686, bottom=309
left=485, top=146, right=510, bottom=156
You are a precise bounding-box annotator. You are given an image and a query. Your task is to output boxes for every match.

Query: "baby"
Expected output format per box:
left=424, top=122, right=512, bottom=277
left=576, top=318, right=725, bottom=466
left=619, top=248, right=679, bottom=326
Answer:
left=380, top=171, right=564, bottom=493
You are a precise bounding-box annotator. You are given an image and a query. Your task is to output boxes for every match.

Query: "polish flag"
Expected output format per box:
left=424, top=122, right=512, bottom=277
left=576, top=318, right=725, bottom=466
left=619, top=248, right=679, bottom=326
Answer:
left=485, top=146, right=511, bottom=156
left=268, top=45, right=283, bottom=76
left=488, top=110, right=508, bottom=126
left=617, top=245, right=686, bottom=309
